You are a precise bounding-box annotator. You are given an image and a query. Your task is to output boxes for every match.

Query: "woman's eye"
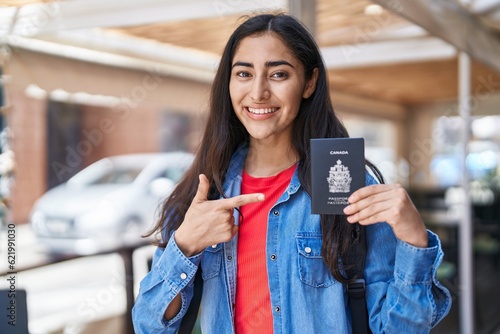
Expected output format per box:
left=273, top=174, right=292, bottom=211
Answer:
left=236, top=71, right=251, bottom=78
left=272, top=72, right=288, bottom=79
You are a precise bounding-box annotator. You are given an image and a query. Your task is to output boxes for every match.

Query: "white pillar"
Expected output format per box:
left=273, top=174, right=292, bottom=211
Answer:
left=458, top=51, right=475, bottom=334
left=288, top=0, right=316, bottom=36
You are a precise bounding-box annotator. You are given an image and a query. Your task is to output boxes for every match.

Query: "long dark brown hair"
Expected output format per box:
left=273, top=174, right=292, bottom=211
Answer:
left=148, top=13, right=384, bottom=283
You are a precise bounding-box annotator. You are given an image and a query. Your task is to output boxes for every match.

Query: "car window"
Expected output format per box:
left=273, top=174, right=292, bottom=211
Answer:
left=94, top=168, right=143, bottom=184
left=68, top=159, right=113, bottom=186
left=68, top=158, right=144, bottom=186
left=161, top=168, right=187, bottom=182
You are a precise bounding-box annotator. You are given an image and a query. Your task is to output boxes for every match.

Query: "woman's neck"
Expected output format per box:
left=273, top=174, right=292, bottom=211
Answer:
left=245, top=141, right=299, bottom=177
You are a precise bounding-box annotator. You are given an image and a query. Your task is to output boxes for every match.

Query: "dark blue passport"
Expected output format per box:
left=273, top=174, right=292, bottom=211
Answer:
left=310, top=138, right=365, bottom=214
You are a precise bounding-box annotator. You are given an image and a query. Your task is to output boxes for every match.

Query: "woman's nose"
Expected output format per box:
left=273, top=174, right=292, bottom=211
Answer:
left=249, top=77, right=270, bottom=101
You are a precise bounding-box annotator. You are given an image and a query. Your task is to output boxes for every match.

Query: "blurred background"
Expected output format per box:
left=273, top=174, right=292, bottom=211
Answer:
left=0, top=0, right=499, bottom=333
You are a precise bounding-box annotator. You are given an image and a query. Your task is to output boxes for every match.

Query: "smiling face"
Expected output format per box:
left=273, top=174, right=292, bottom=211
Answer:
left=229, top=33, right=317, bottom=145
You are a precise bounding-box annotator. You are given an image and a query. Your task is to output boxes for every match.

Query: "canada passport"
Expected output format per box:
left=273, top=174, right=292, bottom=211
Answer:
left=311, top=138, right=365, bottom=215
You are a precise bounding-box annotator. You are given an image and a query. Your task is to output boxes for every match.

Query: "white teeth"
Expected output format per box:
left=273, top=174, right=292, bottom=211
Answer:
left=248, top=107, right=277, bottom=114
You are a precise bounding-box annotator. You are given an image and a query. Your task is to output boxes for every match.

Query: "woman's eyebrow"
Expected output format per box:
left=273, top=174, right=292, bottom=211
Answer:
left=232, top=61, right=252, bottom=68
left=266, top=60, right=294, bottom=68
left=232, top=60, right=295, bottom=68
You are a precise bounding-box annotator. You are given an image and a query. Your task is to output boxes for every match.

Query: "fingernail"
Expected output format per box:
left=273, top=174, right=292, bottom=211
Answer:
left=257, top=194, right=265, bottom=201
left=344, top=205, right=352, bottom=214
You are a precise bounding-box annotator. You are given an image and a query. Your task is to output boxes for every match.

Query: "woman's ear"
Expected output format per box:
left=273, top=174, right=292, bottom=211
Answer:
left=302, top=67, right=319, bottom=99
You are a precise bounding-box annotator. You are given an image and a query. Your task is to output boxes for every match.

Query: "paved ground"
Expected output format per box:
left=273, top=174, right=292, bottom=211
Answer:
left=0, top=223, right=154, bottom=334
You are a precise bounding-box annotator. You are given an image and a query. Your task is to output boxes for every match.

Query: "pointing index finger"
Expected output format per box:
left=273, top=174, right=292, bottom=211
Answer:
left=220, top=193, right=265, bottom=209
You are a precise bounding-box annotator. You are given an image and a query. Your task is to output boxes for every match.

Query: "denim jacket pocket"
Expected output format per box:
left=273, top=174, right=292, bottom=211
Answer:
left=296, top=233, right=336, bottom=288
left=201, top=243, right=223, bottom=280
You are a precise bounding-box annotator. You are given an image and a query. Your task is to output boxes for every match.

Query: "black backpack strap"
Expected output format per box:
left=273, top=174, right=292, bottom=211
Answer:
left=347, top=224, right=372, bottom=334
left=178, top=269, right=203, bottom=334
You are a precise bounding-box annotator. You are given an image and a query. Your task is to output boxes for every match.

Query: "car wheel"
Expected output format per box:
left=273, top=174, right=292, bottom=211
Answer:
left=121, top=217, right=144, bottom=246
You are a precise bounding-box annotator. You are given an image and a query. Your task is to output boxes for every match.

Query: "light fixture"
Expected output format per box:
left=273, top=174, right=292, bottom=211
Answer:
left=364, top=4, right=384, bottom=16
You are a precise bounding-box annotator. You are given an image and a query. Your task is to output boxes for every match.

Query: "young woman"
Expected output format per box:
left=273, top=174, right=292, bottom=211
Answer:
left=132, top=13, right=451, bottom=333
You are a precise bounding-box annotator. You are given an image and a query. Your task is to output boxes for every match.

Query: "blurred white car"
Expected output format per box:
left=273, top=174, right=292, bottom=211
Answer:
left=30, top=152, right=194, bottom=255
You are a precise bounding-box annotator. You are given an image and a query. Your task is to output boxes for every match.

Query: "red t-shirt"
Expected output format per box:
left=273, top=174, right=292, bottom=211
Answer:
left=235, top=164, right=296, bottom=334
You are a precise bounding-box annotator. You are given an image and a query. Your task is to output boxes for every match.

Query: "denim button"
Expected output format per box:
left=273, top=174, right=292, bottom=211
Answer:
left=304, top=246, right=312, bottom=254
left=273, top=210, right=279, bottom=216
left=270, top=254, right=277, bottom=260
left=180, top=273, right=187, bottom=280
left=211, top=244, right=217, bottom=249
left=227, top=255, right=233, bottom=261
left=275, top=306, right=281, bottom=312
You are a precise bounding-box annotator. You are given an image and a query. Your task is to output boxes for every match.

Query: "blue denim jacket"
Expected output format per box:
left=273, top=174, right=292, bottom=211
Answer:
left=132, top=144, right=451, bottom=333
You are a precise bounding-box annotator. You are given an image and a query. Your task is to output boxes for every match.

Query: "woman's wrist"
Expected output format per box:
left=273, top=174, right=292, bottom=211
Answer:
left=399, top=226, right=429, bottom=248
left=174, top=228, right=201, bottom=257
